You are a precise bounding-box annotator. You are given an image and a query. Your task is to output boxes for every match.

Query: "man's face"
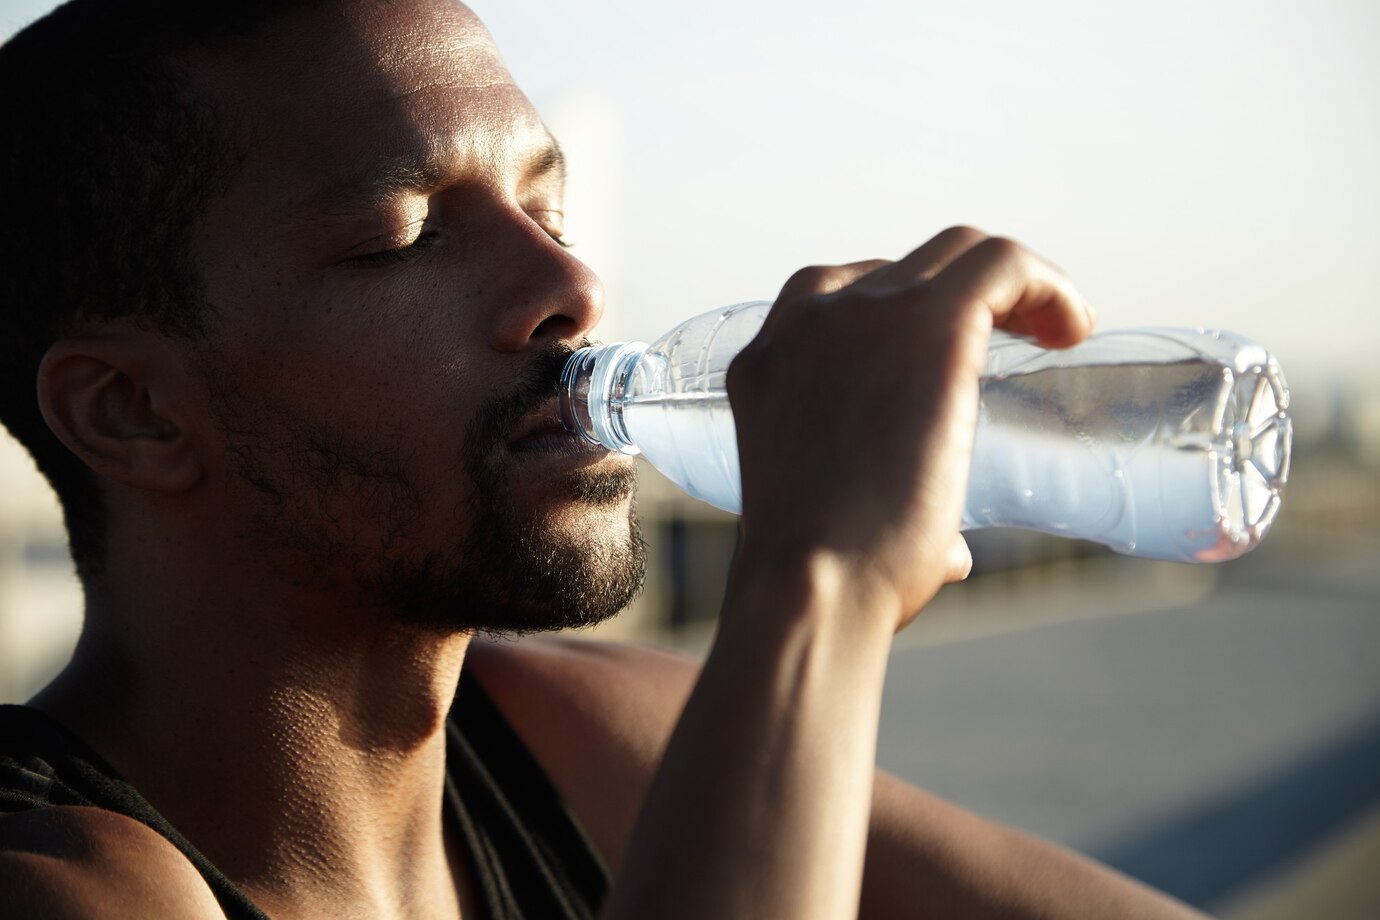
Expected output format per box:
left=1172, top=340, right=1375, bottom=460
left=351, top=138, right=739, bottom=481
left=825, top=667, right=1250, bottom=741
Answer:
left=183, top=0, right=643, bottom=631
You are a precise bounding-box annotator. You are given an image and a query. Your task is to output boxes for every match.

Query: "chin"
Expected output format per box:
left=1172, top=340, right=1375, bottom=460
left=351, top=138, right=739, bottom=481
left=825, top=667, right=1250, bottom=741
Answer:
left=382, top=497, right=648, bottom=637
left=358, top=439, right=647, bottom=635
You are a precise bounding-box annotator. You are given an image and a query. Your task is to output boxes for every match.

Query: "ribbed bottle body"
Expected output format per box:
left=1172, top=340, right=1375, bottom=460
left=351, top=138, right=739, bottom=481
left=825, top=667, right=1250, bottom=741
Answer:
left=561, top=303, right=1291, bottom=562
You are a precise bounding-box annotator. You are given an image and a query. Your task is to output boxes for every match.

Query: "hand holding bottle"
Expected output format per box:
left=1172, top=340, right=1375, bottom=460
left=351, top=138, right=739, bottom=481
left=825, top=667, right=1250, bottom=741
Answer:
left=606, top=229, right=1215, bottom=920
left=724, top=226, right=1096, bottom=632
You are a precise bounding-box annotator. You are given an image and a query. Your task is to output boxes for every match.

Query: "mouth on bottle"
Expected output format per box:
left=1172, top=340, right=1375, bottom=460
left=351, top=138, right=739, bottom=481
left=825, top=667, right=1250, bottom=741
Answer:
left=558, top=347, right=601, bottom=445
left=558, top=342, right=647, bottom=455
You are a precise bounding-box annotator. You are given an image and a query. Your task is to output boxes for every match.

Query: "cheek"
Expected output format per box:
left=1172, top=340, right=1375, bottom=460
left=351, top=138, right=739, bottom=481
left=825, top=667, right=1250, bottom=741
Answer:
left=272, top=288, right=486, bottom=413
left=203, top=255, right=504, bottom=466
left=322, top=270, right=487, bottom=371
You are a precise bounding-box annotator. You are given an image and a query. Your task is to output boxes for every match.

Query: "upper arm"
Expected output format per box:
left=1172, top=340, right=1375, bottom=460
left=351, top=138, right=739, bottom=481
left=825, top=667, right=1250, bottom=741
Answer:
left=863, top=773, right=1208, bottom=919
left=0, top=807, right=227, bottom=919
left=468, top=637, right=1206, bottom=919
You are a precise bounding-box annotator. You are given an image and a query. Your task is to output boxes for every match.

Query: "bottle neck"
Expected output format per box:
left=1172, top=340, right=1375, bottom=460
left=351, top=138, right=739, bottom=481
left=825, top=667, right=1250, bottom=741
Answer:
left=558, top=341, right=649, bottom=453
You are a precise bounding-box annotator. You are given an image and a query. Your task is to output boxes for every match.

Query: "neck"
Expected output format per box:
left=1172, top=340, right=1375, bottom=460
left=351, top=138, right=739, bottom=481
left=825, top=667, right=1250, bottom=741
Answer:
left=33, top=567, right=473, bottom=915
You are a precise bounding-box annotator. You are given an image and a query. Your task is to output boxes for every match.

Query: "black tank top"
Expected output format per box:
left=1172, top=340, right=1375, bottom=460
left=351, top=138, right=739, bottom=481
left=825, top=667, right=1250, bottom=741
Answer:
left=0, top=670, right=608, bottom=919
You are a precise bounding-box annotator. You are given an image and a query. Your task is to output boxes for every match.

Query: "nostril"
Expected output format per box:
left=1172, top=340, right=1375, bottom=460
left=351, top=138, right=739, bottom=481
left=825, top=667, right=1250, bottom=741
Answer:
left=532, top=314, right=568, bottom=339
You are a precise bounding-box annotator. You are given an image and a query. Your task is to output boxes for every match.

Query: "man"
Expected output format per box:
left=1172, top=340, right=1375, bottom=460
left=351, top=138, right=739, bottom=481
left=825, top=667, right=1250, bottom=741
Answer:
left=0, top=0, right=1205, bottom=916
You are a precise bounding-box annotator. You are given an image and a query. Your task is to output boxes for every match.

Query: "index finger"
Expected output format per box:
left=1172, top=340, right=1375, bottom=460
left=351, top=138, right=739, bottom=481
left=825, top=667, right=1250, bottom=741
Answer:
left=924, top=237, right=1096, bottom=348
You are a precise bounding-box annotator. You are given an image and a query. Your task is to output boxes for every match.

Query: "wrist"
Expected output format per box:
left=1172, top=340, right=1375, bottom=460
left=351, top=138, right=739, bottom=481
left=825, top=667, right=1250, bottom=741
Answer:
left=718, top=540, right=901, bottom=653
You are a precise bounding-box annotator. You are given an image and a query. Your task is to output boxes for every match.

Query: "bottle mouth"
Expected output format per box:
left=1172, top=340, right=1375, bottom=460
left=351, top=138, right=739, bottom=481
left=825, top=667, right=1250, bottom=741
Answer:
left=559, top=342, right=647, bottom=453
left=558, top=347, right=600, bottom=444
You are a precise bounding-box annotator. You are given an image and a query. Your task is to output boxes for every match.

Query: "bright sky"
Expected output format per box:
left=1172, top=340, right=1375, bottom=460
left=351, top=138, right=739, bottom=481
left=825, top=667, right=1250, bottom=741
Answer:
left=4, top=0, right=1378, bottom=388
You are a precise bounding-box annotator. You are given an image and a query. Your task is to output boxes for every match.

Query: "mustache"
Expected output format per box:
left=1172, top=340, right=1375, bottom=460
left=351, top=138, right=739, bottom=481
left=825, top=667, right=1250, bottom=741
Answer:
left=465, top=338, right=593, bottom=449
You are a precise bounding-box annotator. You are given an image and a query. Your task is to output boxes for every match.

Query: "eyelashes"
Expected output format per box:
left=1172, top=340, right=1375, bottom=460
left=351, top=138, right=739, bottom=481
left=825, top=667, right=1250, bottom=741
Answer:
left=345, top=217, right=571, bottom=268
left=347, top=229, right=443, bottom=266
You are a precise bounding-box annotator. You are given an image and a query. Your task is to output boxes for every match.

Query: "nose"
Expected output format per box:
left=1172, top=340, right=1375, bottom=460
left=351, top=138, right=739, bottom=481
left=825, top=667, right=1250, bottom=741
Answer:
left=482, top=210, right=605, bottom=352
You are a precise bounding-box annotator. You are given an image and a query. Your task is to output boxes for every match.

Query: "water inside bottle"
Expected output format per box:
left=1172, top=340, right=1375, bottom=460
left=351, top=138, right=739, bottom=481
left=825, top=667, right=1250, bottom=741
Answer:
left=619, top=355, right=1289, bottom=563
left=622, top=392, right=743, bottom=512
left=967, top=357, right=1290, bottom=560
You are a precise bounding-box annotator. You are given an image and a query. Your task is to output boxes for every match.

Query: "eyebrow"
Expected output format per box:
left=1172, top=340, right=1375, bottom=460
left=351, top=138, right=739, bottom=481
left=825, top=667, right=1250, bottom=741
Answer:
left=290, top=133, right=568, bottom=224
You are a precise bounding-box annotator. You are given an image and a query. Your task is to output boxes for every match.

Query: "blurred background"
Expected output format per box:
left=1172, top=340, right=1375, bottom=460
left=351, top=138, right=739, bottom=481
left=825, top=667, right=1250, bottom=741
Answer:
left=2, top=0, right=1378, bottom=915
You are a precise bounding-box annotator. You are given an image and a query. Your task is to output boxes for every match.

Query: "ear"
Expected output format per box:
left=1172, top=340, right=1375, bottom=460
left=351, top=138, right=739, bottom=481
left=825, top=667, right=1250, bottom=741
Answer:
left=37, top=335, right=204, bottom=493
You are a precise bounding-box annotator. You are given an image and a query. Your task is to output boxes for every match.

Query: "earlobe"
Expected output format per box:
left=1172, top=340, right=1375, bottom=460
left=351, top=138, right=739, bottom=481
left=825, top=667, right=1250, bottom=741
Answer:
left=37, top=337, right=203, bottom=493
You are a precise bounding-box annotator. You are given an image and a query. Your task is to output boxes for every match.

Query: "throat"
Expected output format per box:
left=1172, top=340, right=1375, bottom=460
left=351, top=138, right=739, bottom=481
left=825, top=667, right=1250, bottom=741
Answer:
left=34, top=616, right=475, bottom=913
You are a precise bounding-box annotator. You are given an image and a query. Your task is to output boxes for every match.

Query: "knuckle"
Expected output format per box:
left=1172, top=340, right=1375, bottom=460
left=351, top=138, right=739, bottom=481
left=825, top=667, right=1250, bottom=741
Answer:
left=973, top=234, right=1024, bottom=262
left=937, top=224, right=987, bottom=246
left=824, top=284, right=901, bottom=319
left=781, top=264, right=840, bottom=294
left=843, top=258, right=892, bottom=275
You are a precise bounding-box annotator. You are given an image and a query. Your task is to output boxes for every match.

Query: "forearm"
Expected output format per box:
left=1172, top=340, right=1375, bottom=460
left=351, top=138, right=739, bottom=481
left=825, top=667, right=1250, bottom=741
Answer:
left=604, top=552, right=897, bottom=920
left=605, top=230, right=1112, bottom=918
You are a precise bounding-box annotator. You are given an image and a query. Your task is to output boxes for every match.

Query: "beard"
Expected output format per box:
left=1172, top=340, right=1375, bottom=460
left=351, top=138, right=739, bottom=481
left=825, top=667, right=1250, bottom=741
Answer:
left=204, top=341, right=646, bottom=634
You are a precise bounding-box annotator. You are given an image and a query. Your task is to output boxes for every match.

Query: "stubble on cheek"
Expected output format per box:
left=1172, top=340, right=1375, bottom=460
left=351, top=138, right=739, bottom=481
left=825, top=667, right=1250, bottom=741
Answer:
left=205, top=371, right=430, bottom=581
left=199, top=342, right=647, bottom=631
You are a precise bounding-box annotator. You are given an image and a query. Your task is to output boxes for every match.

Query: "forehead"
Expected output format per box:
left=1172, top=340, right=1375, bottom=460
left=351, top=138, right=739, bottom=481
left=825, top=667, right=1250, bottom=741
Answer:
left=188, top=0, right=546, bottom=218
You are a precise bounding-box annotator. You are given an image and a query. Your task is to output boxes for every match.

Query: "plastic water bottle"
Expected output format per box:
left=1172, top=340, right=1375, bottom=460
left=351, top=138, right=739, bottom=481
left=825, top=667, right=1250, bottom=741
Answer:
left=558, top=302, right=1292, bottom=562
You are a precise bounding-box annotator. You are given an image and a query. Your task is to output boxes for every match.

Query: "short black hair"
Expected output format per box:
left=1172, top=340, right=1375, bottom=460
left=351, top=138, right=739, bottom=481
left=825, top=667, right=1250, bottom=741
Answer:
left=0, top=0, right=315, bottom=580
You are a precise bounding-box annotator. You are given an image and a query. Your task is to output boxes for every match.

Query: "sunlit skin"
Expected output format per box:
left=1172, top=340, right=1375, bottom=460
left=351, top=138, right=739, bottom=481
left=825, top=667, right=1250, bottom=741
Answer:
left=183, top=0, right=642, bottom=621
left=1, top=1, right=1209, bottom=918
left=29, top=2, right=641, bottom=915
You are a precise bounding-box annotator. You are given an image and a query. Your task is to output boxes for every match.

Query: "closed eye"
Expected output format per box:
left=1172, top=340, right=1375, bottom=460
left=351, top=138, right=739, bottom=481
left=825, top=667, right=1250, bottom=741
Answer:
left=529, top=209, right=572, bottom=249
left=346, top=228, right=441, bottom=267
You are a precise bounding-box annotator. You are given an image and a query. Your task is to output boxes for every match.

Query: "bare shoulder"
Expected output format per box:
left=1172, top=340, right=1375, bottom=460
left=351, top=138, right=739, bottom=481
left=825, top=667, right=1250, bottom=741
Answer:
left=465, top=636, right=701, bottom=871
left=0, top=806, right=226, bottom=919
